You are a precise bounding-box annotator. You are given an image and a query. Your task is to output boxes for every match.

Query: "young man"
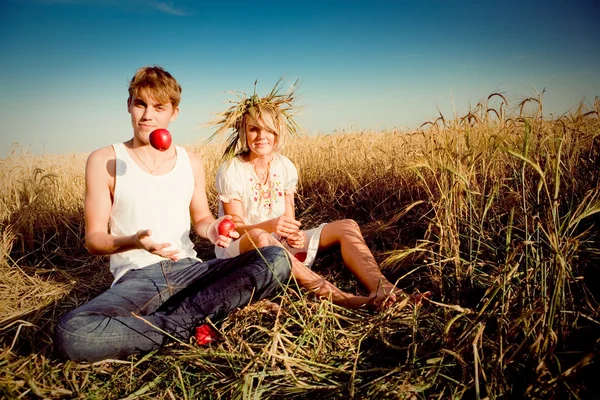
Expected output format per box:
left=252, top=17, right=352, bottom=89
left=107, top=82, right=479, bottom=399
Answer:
left=55, top=66, right=291, bottom=362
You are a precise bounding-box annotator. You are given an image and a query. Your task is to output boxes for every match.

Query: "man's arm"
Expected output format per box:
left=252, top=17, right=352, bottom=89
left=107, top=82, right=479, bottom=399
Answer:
left=84, top=146, right=178, bottom=258
left=188, top=152, right=237, bottom=247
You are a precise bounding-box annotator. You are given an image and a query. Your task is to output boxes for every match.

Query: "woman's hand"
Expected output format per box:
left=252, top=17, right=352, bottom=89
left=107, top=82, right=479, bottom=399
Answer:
left=269, top=216, right=301, bottom=237
left=286, top=230, right=306, bottom=249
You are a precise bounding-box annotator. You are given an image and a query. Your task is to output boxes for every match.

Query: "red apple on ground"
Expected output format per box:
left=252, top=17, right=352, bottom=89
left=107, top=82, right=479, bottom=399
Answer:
left=149, top=129, right=172, bottom=151
left=195, top=324, right=218, bottom=346
left=218, top=219, right=236, bottom=237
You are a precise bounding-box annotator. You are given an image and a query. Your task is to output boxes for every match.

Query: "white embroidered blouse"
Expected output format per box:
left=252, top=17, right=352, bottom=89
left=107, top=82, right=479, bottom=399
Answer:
left=215, top=154, right=298, bottom=224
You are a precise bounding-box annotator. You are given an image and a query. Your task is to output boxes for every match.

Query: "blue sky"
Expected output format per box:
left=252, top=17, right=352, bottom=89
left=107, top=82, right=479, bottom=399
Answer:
left=1, top=0, right=599, bottom=157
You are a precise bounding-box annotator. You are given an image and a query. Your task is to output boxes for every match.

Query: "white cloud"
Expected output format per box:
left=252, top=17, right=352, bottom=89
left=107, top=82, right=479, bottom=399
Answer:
left=32, top=0, right=191, bottom=16
left=151, top=1, right=190, bottom=16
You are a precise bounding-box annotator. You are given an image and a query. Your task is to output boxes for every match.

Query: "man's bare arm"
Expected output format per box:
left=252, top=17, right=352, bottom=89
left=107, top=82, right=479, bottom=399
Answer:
left=188, top=151, right=237, bottom=247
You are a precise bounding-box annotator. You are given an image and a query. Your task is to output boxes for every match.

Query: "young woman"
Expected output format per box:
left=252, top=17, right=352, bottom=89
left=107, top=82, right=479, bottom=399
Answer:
left=209, top=82, right=422, bottom=310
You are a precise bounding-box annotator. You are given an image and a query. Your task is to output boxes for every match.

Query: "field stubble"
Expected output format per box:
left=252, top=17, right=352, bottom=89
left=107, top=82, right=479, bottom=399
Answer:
left=1, top=95, right=599, bottom=399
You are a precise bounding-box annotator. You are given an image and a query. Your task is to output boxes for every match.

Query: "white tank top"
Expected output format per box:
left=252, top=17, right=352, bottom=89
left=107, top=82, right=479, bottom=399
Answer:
left=109, top=143, right=198, bottom=285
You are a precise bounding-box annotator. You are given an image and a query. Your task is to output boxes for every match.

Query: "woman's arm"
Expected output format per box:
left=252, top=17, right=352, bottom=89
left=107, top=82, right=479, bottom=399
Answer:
left=222, top=195, right=301, bottom=238
left=283, top=192, right=305, bottom=248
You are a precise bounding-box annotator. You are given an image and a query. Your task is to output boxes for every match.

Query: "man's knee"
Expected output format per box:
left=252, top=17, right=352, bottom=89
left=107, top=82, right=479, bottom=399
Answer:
left=54, top=311, right=114, bottom=363
left=55, top=312, right=88, bottom=361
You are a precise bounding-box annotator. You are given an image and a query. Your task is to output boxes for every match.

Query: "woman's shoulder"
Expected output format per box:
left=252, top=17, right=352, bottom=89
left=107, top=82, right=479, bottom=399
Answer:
left=273, top=153, right=296, bottom=168
left=217, top=156, right=249, bottom=176
left=217, top=155, right=239, bottom=169
left=274, top=154, right=298, bottom=176
left=216, top=157, right=248, bottom=192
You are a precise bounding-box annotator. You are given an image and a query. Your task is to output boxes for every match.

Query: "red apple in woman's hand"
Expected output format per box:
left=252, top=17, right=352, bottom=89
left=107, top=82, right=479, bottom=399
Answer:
left=149, top=129, right=172, bottom=151
left=218, top=219, right=236, bottom=237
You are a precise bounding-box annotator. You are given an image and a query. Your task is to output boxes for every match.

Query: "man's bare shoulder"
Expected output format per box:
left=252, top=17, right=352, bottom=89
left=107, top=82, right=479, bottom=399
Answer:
left=185, top=148, right=202, bottom=161
left=185, top=148, right=204, bottom=169
left=87, top=145, right=116, bottom=164
left=86, top=145, right=117, bottom=179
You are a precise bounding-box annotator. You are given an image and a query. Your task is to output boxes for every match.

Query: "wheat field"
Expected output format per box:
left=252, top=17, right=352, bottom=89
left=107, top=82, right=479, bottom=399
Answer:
left=1, top=95, right=599, bottom=399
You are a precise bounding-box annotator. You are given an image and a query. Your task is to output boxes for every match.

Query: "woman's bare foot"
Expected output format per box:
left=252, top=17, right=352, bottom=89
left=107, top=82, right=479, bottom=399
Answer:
left=369, top=283, right=406, bottom=304
left=369, top=283, right=432, bottom=309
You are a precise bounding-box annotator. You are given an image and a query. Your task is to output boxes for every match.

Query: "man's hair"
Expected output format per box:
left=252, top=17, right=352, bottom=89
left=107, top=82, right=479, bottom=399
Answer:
left=127, top=66, right=182, bottom=108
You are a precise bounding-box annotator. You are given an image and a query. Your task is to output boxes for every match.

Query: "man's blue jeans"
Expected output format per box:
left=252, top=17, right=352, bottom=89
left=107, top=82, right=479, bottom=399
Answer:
left=55, top=246, right=290, bottom=362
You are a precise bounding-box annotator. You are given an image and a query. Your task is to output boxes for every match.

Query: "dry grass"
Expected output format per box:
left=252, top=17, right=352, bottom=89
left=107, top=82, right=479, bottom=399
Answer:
left=1, top=95, right=599, bottom=399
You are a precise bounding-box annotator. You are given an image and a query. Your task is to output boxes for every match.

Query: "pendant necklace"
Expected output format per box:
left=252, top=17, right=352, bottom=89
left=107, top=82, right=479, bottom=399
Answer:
left=251, top=154, right=273, bottom=185
left=255, top=165, right=270, bottom=184
left=132, top=147, right=169, bottom=175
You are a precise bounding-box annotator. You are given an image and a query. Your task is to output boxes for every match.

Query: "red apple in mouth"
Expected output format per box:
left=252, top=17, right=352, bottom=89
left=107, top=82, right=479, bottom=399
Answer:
left=218, top=219, right=236, bottom=237
left=149, top=129, right=172, bottom=151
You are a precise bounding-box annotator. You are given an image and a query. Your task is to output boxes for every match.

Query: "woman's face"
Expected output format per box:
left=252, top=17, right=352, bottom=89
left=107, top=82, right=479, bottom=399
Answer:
left=245, top=114, right=277, bottom=160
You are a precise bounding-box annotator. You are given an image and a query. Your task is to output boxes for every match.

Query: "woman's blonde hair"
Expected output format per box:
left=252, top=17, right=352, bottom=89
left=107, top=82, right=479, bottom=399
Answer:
left=207, top=79, right=300, bottom=161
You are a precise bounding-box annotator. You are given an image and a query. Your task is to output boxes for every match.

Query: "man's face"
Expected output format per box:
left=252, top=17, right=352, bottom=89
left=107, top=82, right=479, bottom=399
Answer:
left=128, top=89, right=178, bottom=141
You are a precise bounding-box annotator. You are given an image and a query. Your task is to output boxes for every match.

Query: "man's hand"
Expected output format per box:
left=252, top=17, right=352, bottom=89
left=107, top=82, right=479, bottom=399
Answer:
left=207, top=217, right=240, bottom=248
left=136, top=229, right=180, bottom=260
